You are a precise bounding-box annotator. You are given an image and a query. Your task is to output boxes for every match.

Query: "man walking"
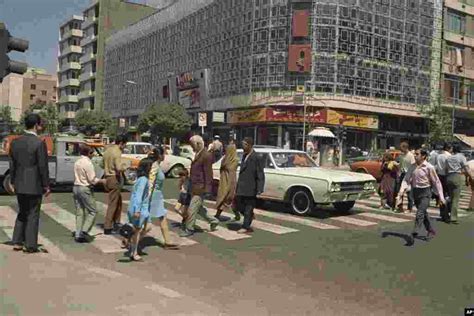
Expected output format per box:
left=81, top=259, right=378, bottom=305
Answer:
left=73, top=144, right=106, bottom=243
left=236, top=137, right=265, bottom=234
left=103, top=135, right=128, bottom=235
left=445, top=144, right=469, bottom=224
left=9, top=113, right=50, bottom=253
left=434, top=143, right=452, bottom=221
left=395, top=141, right=415, bottom=213
left=397, top=148, right=445, bottom=245
left=180, top=135, right=219, bottom=237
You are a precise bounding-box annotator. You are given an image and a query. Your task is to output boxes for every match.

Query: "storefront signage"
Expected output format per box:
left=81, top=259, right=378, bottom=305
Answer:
left=326, top=109, right=379, bottom=129
left=178, top=88, right=201, bottom=109
left=212, top=112, right=225, bottom=123
left=176, top=72, right=198, bottom=91
left=198, top=112, right=207, bottom=127
left=228, top=108, right=266, bottom=124
left=266, top=107, right=326, bottom=123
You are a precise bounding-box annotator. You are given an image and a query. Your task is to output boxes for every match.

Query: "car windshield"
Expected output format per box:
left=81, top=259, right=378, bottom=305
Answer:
left=136, top=145, right=152, bottom=155
left=271, top=152, right=316, bottom=168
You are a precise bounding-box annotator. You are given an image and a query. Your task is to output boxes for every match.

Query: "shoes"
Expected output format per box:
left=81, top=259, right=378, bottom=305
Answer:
left=427, top=230, right=437, bottom=240
left=210, top=222, right=219, bottom=232
left=130, top=254, right=143, bottom=262
left=113, top=223, right=123, bottom=231
left=179, top=229, right=194, bottom=238
left=13, top=245, right=23, bottom=252
left=104, top=229, right=116, bottom=235
left=233, top=215, right=241, bottom=222
left=23, top=248, right=40, bottom=254
left=237, top=228, right=253, bottom=234
left=74, top=237, right=88, bottom=243
left=163, top=243, right=180, bottom=250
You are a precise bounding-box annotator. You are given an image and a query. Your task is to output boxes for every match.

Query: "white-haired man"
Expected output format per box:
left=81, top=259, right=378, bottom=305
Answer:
left=180, top=135, right=219, bottom=237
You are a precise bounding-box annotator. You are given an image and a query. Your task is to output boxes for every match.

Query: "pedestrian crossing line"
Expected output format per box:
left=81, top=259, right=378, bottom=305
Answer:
left=115, top=207, right=198, bottom=248
left=358, top=198, right=441, bottom=215
left=356, top=212, right=411, bottom=223
left=166, top=199, right=299, bottom=235
left=165, top=209, right=251, bottom=241
left=42, top=204, right=125, bottom=254
left=0, top=206, right=68, bottom=261
left=328, top=216, right=378, bottom=227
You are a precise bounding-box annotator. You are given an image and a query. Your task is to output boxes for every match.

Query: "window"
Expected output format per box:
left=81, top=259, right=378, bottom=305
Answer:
left=444, top=75, right=462, bottom=104
left=30, top=94, right=35, bottom=100
left=30, top=84, right=36, bottom=90
left=41, top=90, right=47, bottom=96
left=162, top=85, right=169, bottom=99
left=65, top=142, right=80, bottom=156
left=446, top=10, right=466, bottom=34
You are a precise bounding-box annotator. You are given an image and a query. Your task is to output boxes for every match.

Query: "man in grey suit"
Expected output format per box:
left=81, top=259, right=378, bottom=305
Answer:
left=236, top=137, right=265, bottom=234
left=9, top=113, right=50, bottom=253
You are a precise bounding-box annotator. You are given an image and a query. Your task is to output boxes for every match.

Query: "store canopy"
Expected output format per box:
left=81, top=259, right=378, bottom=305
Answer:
left=455, top=134, right=474, bottom=148
left=308, top=128, right=336, bottom=138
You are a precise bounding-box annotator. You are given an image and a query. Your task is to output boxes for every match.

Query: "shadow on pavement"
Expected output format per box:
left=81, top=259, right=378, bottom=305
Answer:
left=381, top=231, right=415, bottom=247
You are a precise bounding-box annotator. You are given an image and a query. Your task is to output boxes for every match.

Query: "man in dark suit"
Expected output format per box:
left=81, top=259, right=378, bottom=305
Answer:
left=236, top=137, right=265, bottom=234
left=9, top=113, right=50, bottom=253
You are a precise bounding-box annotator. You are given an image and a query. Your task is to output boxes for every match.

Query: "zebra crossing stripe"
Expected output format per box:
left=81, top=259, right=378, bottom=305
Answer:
left=0, top=206, right=68, bottom=261
left=356, top=213, right=411, bottom=223
left=166, top=199, right=298, bottom=235
left=329, top=216, right=377, bottom=227
left=43, top=204, right=125, bottom=254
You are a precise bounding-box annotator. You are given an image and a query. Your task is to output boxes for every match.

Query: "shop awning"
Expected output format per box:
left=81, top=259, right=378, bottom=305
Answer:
left=455, top=134, right=474, bottom=148
left=308, top=128, right=336, bottom=138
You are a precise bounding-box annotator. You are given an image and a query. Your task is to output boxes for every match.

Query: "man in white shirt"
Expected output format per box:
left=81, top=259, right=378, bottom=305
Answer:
left=434, top=143, right=452, bottom=221
left=395, top=141, right=415, bottom=212
left=73, top=144, right=105, bottom=243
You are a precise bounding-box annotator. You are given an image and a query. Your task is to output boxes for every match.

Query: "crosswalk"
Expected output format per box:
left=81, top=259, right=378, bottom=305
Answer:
left=0, top=190, right=471, bottom=257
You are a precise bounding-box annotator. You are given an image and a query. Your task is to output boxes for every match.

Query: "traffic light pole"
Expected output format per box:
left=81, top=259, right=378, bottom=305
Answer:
left=0, top=22, right=29, bottom=82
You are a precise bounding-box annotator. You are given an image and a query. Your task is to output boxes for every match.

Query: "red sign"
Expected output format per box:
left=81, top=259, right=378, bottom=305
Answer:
left=288, top=44, right=312, bottom=73
left=266, top=107, right=326, bottom=123
left=292, top=10, right=310, bottom=37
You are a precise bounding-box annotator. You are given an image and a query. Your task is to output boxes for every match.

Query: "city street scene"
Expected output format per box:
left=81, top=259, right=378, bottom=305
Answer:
left=0, top=0, right=473, bottom=315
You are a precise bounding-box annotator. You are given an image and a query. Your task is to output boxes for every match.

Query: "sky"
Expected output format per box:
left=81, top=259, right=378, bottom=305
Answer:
left=0, top=0, right=150, bottom=75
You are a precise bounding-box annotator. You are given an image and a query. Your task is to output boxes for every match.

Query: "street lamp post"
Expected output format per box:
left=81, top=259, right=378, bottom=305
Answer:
left=122, top=80, right=137, bottom=133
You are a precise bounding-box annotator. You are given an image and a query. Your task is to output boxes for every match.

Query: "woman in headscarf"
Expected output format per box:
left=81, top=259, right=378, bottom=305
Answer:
left=214, top=142, right=240, bottom=221
left=379, top=152, right=399, bottom=211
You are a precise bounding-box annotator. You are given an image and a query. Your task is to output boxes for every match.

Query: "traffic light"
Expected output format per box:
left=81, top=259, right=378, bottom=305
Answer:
left=0, top=22, right=29, bottom=82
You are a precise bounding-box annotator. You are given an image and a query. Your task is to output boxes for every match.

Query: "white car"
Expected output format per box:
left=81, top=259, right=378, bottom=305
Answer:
left=212, top=148, right=376, bottom=215
left=179, top=145, right=195, bottom=161
left=123, top=142, right=190, bottom=178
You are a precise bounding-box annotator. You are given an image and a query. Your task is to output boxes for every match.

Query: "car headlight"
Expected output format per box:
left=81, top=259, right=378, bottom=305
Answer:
left=364, top=182, right=375, bottom=190
left=330, top=183, right=341, bottom=192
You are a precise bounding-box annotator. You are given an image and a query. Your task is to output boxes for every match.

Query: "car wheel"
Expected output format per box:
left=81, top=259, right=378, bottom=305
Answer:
left=168, top=164, right=184, bottom=178
left=355, top=168, right=367, bottom=174
left=290, top=188, right=314, bottom=216
left=3, top=174, right=15, bottom=196
left=333, top=201, right=356, bottom=213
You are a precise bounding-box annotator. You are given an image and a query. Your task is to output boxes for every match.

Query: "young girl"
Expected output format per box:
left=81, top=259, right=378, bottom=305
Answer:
left=127, top=158, right=154, bottom=262
left=174, top=169, right=191, bottom=228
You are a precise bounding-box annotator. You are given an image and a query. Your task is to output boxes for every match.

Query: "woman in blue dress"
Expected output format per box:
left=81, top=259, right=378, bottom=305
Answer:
left=127, top=158, right=154, bottom=261
left=148, top=147, right=179, bottom=250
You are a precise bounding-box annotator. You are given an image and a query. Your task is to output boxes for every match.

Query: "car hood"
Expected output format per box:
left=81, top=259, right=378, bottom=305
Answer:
left=275, top=167, right=376, bottom=183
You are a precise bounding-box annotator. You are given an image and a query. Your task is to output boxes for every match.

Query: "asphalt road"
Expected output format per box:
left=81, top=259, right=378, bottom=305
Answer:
left=0, top=179, right=472, bottom=315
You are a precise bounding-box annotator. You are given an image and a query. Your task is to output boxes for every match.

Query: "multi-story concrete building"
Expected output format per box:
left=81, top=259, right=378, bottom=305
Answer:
left=104, top=0, right=453, bottom=150
left=0, top=68, right=58, bottom=121
left=57, top=15, right=83, bottom=119
left=78, top=0, right=156, bottom=112
left=441, top=0, right=474, bottom=137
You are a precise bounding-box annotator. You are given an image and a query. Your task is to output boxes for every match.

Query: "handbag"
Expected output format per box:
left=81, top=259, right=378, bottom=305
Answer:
left=119, top=223, right=134, bottom=239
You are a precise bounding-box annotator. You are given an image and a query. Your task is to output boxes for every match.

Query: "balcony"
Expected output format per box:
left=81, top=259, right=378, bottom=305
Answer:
left=59, top=95, right=79, bottom=104
left=82, top=17, right=97, bottom=30
left=59, top=79, right=80, bottom=88
left=79, top=53, right=97, bottom=64
left=443, top=63, right=474, bottom=79
left=58, top=62, right=81, bottom=73
left=81, top=35, right=97, bottom=47
left=79, top=72, right=96, bottom=82
left=60, top=45, right=82, bottom=57
left=444, top=0, right=474, bottom=15
left=60, top=29, right=83, bottom=41
left=78, top=90, right=94, bottom=100
left=444, top=31, right=474, bottom=48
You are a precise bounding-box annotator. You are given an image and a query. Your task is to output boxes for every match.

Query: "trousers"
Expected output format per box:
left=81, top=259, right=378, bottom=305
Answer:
left=446, top=173, right=463, bottom=222
left=12, top=194, right=42, bottom=249
left=412, top=187, right=434, bottom=235
left=236, top=196, right=256, bottom=230
left=185, top=195, right=218, bottom=231
left=73, top=186, right=98, bottom=237
left=104, top=175, right=122, bottom=230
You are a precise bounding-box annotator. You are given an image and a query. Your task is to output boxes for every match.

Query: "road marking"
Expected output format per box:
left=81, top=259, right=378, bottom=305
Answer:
left=145, top=284, right=183, bottom=298
left=43, top=203, right=125, bottom=254
left=356, top=213, right=411, bottom=223
left=329, top=216, right=377, bottom=227
left=0, top=206, right=68, bottom=261
left=166, top=199, right=298, bottom=235
left=87, top=266, right=124, bottom=278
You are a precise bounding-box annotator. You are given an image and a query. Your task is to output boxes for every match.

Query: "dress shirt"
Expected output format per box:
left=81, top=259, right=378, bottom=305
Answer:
left=445, top=153, right=468, bottom=174
left=435, top=151, right=451, bottom=176
left=400, top=161, right=445, bottom=203
left=74, top=156, right=100, bottom=186
left=24, top=130, right=38, bottom=136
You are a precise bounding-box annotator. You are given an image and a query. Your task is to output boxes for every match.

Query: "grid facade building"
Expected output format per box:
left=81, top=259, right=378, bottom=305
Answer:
left=105, top=0, right=447, bottom=149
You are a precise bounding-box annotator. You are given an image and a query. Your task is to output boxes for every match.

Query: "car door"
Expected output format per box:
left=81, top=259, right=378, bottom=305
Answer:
left=55, top=141, right=81, bottom=183
left=122, top=144, right=135, bottom=160
left=258, top=153, right=283, bottom=200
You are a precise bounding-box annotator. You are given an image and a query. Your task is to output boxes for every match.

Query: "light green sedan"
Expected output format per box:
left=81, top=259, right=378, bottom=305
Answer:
left=212, top=148, right=376, bottom=215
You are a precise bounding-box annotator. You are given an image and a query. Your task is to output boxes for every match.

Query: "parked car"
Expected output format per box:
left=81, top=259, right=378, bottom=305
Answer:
left=349, top=150, right=401, bottom=181
left=179, top=145, right=195, bottom=161
left=212, top=148, right=376, bottom=215
left=0, top=137, right=120, bottom=194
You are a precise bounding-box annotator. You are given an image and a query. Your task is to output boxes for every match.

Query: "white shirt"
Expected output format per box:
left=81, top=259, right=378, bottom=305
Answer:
left=74, top=156, right=100, bottom=186
left=24, top=130, right=38, bottom=136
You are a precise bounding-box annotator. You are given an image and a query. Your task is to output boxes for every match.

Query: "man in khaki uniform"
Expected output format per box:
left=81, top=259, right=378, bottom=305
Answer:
left=103, top=135, right=128, bottom=234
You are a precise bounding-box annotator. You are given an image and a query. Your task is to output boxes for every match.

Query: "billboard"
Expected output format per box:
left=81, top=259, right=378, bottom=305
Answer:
left=266, top=107, right=326, bottom=123
left=326, top=109, right=379, bottom=129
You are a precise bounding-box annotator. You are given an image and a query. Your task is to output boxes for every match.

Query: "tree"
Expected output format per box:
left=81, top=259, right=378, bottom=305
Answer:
left=75, top=109, right=114, bottom=136
left=425, top=105, right=455, bottom=144
left=0, top=105, right=13, bottom=124
left=16, top=103, right=61, bottom=135
left=138, top=103, right=192, bottom=141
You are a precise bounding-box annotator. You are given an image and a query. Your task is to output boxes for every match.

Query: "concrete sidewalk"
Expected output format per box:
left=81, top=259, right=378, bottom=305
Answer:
left=0, top=247, right=221, bottom=316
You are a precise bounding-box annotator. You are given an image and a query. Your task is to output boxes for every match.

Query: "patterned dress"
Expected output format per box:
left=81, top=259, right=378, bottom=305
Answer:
left=127, top=176, right=150, bottom=228
left=149, top=162, right=167, bottom=218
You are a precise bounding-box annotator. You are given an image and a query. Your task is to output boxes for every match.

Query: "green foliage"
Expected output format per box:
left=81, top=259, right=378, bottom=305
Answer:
left=75, top=109, right=114, bottom=136
left=0, top=105, right=13, bottom=123
left=421, top=104, right=454, bottom=144
left=138, top=103, right=192, bottom=139
left=17, top=103, right=60, bottom=135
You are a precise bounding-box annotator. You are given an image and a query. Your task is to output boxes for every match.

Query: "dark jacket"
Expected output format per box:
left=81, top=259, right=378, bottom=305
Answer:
left=236, top=150, right=265, bottom=197
left=190, top=149, right=214, bottom=196
left=9, top=133, right=49, bottom=195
